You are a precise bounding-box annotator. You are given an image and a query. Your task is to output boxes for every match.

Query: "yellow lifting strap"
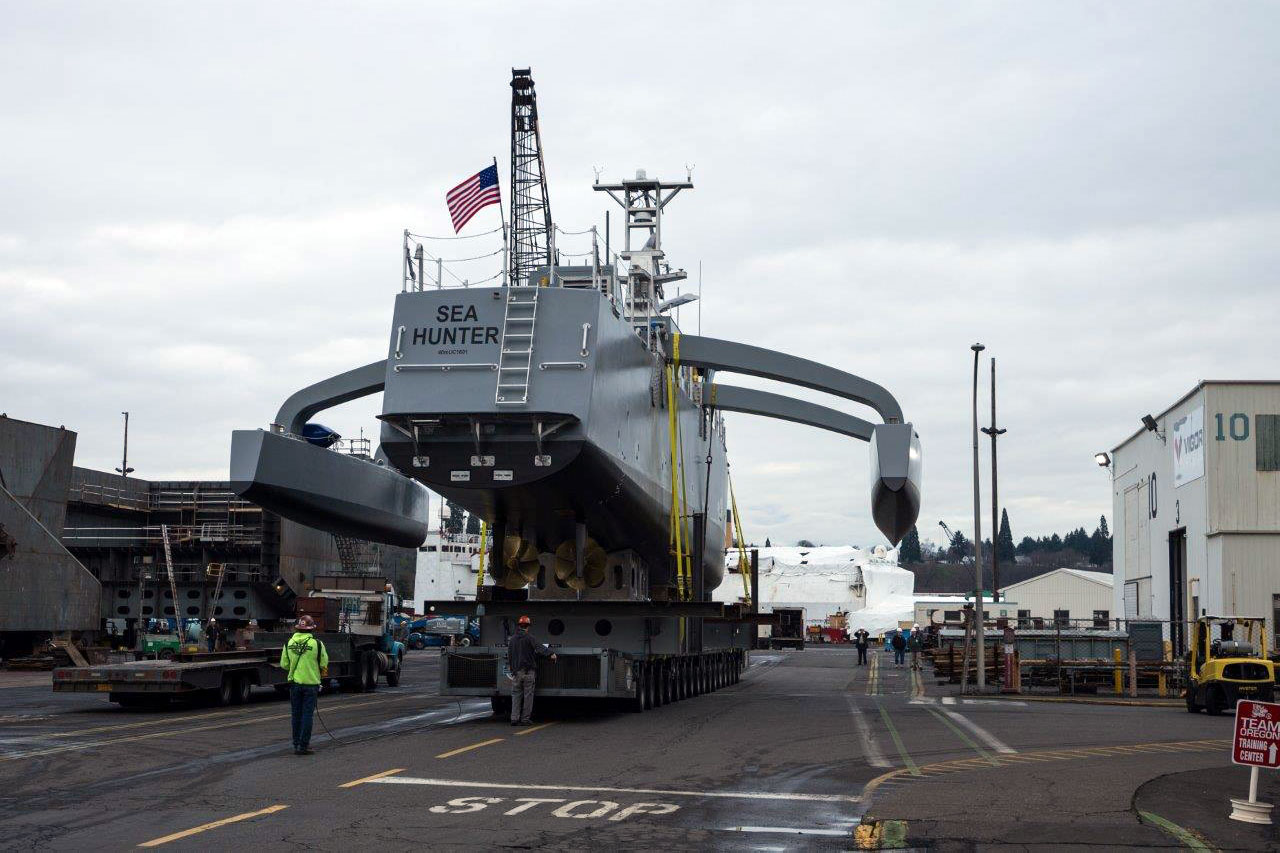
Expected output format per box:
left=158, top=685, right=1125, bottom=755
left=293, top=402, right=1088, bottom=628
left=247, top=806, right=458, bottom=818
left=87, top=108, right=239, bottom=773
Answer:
left=665, top=333, right=690, bottom=601
left=729, top=472, right=751, bottom=607
left=476, top=520, right=488, bottom=595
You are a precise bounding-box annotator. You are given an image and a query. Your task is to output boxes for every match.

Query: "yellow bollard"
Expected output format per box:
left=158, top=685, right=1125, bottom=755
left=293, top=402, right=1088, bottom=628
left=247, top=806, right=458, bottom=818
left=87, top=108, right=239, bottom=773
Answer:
left=1158, top=669, right=1167, bottom=698
left=1113, top=648, right=1124, bottom=695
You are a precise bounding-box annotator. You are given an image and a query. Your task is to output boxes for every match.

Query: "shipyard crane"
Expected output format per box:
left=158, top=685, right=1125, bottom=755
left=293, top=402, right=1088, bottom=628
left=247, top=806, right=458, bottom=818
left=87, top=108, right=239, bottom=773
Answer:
left=508, top=68, right=553, bottom=288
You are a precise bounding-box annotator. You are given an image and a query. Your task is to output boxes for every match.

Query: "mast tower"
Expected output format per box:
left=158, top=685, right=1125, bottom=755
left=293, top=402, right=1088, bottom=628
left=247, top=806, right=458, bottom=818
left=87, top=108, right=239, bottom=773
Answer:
left=508, top=68, right=553, bottom=288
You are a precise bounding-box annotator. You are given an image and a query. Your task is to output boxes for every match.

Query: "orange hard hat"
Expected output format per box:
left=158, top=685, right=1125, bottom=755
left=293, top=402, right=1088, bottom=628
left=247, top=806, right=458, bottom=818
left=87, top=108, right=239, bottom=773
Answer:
left=517, top=615, right=531, bottom=626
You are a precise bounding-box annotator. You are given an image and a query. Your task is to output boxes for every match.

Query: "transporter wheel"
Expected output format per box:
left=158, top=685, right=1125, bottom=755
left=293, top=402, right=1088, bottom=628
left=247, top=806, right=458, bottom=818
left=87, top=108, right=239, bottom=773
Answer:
left=679, top=660, right=689, bottom=700
left=692, top=659, right=703, bottom=696
left=629, top=666, right=646, bottom=713
left=386, top=656, right=402, bottom=687
left=641, top=664, right=653, bottom=711
left=232, top=675, right=252, bottom=705
left=365, top=652, right=380, bottom=692
left=659, top=661, right=670, bottom=706
left=1205, top=685, right=1226, bottom=716
left=491, top=694, right=512, bottom=717
left=215, top=676, right=235, bottom=707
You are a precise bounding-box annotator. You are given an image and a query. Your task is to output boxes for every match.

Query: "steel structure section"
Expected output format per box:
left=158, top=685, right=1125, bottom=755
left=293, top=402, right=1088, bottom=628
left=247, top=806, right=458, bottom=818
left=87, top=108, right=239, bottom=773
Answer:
left=670, top=334, right=904, bottom=424
left=0, top=417, right=99, bottom=632
left=707, top=384, right=874, bottom=441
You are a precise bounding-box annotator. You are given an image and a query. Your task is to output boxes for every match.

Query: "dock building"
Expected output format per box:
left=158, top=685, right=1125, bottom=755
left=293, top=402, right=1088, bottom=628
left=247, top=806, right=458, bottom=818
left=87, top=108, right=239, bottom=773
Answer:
left=1108, top=381, right=1280, bottom=653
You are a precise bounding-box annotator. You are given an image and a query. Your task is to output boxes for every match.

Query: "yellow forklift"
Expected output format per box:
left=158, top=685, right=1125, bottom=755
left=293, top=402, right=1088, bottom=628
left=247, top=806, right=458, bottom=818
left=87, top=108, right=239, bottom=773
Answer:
left=1185, top=616, right=1275, bottom=715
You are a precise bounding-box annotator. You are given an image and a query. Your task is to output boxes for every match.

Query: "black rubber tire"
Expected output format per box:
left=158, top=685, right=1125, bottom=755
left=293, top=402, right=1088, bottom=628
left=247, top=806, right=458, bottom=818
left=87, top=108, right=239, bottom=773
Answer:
left=232, top=675, right=252, bottom=705
left=491, top=694, right=511, bottom=717
left=1205, top=686, right=1226, bottom=716
left=365, top=652, right=379, bottom=692
left=216, top=677, right=234, bottom=707
left=629, top=666, right=645, bottom=713
left=386, top=656, right=402, bottom=687
left=656, top=662, right=668, bottom=706
left=158, top=649, right=175, bottom=661
left=678, top=660, right=688, bottom=700
left=459, top=636, right=472, bottom=647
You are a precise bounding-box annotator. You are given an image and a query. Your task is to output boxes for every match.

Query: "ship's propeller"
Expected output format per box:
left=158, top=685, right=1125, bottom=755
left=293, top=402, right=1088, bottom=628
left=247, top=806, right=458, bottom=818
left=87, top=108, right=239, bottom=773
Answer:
left=494, top=535, right=540, bottom=589
left=554, top=538, right=607, bottom=590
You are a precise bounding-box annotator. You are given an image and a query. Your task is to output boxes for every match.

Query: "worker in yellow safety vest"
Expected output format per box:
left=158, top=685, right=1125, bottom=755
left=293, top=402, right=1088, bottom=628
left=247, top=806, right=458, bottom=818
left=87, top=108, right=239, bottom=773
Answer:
left=279, top=615, right=329, bottom=755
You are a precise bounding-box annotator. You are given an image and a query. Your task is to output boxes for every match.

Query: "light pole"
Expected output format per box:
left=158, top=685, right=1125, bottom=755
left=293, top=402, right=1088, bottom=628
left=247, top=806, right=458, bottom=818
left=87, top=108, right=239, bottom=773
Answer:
left=970, top=343, right=986, bottom=690
left=981, top=359, right=1007, bottom=601
left=114, top=411, right=135, bottom=495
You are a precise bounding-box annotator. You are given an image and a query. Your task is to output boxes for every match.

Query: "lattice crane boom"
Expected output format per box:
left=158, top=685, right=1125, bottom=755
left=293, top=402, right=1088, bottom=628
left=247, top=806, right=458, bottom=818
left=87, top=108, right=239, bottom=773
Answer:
left=508, top=68, right=553, bottom=288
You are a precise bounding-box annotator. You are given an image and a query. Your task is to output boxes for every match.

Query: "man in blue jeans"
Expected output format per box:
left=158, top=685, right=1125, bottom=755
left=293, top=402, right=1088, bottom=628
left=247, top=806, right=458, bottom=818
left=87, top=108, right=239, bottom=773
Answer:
left=279, top=615, right=329, bottom=755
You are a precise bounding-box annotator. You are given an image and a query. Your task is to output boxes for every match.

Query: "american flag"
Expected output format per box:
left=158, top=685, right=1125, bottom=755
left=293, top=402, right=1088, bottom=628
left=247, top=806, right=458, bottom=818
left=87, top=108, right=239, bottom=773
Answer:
left=446, top=164, right=501, bottom=233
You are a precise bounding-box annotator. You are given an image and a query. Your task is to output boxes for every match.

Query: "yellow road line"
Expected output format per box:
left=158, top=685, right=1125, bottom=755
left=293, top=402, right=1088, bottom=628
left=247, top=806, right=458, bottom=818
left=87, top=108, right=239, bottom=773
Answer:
left=137, top=804, right=287, bottom=847
left=0, top=694, right=428, bottom=763
left=340, top=768, right=406, bottom=788
left=514, top=722, right=555, bottom=736
left=875, top=700, right=920, bottom=776
left=436, top=737, right=504, bottom=759
left=862, top=738, right=1232, bottom=797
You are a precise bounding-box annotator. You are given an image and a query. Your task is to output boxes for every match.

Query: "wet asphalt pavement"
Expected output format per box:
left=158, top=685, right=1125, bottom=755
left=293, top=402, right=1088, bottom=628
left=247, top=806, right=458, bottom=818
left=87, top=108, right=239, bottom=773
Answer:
left=0, top=647, right=1269, bottom=850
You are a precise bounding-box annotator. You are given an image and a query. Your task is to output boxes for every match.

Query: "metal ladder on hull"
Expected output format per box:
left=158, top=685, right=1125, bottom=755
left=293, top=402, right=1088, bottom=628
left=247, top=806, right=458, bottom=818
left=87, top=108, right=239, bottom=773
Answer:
left=496, top=284, right=540, bottom=405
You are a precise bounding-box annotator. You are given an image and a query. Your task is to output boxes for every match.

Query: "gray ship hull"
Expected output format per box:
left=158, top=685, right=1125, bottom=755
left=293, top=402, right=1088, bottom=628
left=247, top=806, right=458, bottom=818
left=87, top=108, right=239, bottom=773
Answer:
left=378, top=285, right=727, bottom=593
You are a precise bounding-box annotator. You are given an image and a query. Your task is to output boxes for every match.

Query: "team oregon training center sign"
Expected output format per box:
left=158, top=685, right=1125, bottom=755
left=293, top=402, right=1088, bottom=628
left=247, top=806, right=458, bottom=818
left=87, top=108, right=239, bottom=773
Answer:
left=1233, top=700, right=1280, bottom=768
left=1172, top=405, right=1205, bottom=488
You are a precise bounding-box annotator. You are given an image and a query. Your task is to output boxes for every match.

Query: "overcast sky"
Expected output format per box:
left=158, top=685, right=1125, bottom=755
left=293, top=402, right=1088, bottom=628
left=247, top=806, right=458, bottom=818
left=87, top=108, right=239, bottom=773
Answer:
left=4, top=2, right=1278, bottom=550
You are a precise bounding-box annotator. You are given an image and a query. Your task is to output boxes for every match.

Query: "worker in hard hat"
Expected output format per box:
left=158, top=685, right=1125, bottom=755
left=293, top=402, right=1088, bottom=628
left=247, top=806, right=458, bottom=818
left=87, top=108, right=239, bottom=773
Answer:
left=908, top=623, right=924, bottom=671
left=279, top=615, right=329, bottom=755
left=507, top=615, right=556, bottom=726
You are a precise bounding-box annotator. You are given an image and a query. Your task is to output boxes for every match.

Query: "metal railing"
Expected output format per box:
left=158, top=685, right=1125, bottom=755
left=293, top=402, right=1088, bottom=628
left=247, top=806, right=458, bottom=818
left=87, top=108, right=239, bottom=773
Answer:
left=62, top=524, right=263, bottom=546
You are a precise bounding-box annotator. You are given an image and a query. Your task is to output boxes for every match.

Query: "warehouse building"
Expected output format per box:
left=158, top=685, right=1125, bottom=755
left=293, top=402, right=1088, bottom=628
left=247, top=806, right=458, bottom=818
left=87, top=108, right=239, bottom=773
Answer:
left=997, top=568, right=1114, bottom=628
left=1107, top=381, right=1280, bottom=654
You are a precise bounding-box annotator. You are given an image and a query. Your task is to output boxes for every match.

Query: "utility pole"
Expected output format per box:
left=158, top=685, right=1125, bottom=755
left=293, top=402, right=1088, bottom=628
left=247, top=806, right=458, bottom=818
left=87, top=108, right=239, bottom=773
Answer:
left=114, top=411, right=135, bottom=495
left=981, top=359, right=1007, bottom=601
left=970, top=344, right=986, bottom=690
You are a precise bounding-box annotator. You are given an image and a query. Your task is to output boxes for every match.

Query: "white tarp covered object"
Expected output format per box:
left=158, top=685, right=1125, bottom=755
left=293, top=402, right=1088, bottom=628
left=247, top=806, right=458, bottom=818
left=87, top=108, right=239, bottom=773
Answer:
left=716, top=545, right=919, bottom=635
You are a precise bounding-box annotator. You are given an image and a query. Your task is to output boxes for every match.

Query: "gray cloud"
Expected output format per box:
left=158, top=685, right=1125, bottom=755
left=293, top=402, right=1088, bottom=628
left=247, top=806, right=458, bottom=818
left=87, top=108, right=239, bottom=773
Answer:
left=3, top=1, right=1277, bottom=549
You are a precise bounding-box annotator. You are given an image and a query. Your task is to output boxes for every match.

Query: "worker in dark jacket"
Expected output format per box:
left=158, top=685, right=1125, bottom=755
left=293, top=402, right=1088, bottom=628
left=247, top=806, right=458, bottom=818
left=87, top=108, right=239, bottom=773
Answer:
left=279, top=615, right=329, bottom=755
left=507, top=615, right=556, bottom=726
left=853, top=627, right=870, bottom=665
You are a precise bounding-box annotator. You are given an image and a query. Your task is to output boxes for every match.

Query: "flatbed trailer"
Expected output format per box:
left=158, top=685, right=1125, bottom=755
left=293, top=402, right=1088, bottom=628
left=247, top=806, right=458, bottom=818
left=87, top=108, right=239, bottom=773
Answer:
left=53, top=650, right=283, bottom=707
left=52, top=629, right=403, bottom=707
left=426, top=599, right=758, bottom=715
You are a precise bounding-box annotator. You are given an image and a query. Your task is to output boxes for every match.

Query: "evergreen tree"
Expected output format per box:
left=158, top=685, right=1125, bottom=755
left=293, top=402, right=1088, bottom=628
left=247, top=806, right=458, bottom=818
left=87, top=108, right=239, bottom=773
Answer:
left=948, top=530, right=973, bottom=561
left=1016, top=535, right=1037, bottom=555
left=465, top=512, right=481, bottom=535
left=797, top=539, right=815, bottom=548
left=443, top=499, right=465, bottom=535
left=997, top=509, right=1016, bottom=564
left=764, top=537, right=772, bottom=547
left=899, top=526, right=923, bottom=564
left=1089, top=515, right=1112, bottom=567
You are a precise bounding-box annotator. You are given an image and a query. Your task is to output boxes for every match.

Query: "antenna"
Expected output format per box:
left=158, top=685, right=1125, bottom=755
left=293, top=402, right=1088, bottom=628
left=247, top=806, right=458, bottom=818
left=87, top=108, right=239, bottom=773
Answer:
left=592, top=165, right=604, bottom=185
left=685, top=163, right=696, bottom=182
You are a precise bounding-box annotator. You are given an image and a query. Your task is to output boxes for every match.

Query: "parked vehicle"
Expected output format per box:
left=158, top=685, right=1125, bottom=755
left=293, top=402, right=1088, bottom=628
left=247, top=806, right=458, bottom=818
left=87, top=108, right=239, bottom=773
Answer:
left=53, top=583, right=408, bottom=706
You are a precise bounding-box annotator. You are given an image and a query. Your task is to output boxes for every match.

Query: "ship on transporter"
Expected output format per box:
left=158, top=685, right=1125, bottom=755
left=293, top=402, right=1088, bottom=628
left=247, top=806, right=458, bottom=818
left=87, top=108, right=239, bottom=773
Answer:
left=230, top=68, right=921, bottom=710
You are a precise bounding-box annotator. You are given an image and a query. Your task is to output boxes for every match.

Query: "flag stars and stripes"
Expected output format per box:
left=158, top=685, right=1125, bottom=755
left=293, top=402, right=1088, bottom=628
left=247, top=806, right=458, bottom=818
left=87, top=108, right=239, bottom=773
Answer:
left=447, top=165, right=501, bottom=233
